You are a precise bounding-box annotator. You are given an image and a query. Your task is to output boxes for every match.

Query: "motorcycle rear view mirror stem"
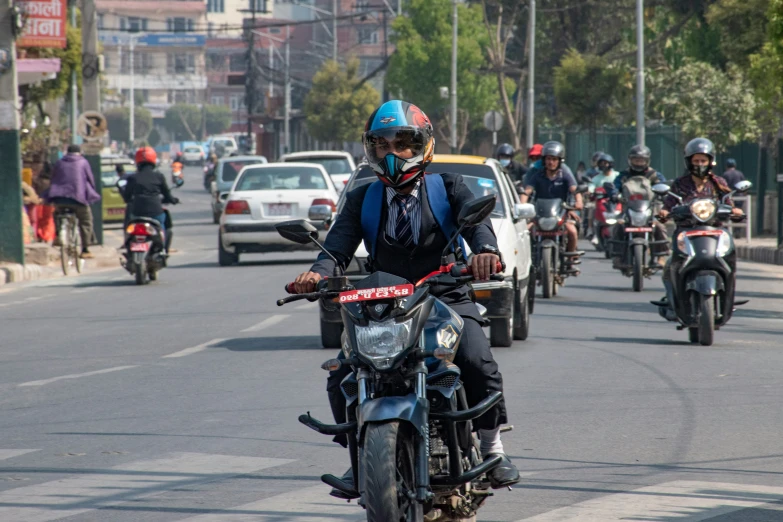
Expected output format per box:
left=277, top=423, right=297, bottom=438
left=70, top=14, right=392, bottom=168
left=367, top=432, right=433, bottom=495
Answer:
left=275, top=220, right=344, bottom=276
left=441, top=195, right=497, bottom=260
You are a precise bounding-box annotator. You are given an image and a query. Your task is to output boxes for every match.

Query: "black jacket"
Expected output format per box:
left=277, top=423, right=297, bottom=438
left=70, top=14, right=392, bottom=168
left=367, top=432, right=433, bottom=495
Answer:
left=123, top=164, right=176, bottom=217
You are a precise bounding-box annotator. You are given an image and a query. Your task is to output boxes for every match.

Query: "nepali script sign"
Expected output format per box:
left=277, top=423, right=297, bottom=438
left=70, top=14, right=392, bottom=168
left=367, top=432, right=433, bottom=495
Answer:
left=18, top=0, right=68, bottom=49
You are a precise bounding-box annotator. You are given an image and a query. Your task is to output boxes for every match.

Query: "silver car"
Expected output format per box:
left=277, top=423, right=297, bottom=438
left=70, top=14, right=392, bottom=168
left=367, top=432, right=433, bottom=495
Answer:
left=210, top=155, right=268, bottom=223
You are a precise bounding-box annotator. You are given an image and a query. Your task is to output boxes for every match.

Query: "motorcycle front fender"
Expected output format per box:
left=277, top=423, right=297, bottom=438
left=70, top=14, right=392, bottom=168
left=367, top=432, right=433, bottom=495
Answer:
left=630, top=237, right=648, bottom=246
left=686, top=270, right=725, bottom=296
left=359, top=394, right=428, bottom=440
left=540, top=239, right=556, bottom=249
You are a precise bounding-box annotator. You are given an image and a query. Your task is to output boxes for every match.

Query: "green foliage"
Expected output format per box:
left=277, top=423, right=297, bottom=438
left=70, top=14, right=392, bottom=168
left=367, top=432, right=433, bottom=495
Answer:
left=706, top=0, right=769, bottom=67
left=647, top=62, right=759, bottom=151
left=147, top=127, right=162, bottom=148
left=204, top=105, right=232, bottom=136
left=553, top=50, right=631, bottom=129
left=105, top=107, right=153, bottom=144
left=304, top=59, right=380, bottom=144
left=20, top=22, right=82, bottom=109
left=163, top=104, right=202, bottom=141
left=386, top=0, right=498, bottom=145
left=747, top=0, right=783, bottom=135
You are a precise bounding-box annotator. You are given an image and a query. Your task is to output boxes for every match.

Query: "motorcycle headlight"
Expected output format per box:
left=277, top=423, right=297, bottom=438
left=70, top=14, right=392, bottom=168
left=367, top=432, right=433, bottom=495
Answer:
left=715, top=230, right=732, bottom=257
left=355, top=318, right=413, bottom=369
left=604, top=217, right=617, bottom=225
left=628, top=209, right=650, bottom=227
left=538, top=217, right=558, bottom=231
left=690, top=199, right=716, bottom=222
left=676, top=231, right=694, bottom=257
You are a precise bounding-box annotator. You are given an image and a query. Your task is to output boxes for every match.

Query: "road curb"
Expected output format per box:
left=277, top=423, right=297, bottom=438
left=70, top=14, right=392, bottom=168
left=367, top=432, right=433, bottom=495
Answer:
left=0, top=248, right=122, bottom=288
left=736, top=244, right=783, bottom=266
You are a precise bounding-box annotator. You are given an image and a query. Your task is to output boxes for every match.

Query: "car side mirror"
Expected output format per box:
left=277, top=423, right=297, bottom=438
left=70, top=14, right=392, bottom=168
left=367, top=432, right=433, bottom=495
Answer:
left=219, top=192, right=229, bottom=201
left=734, top=180, right=752, bottom=193
left=651, top=183, right=670, bottom=196
left=308, top=204, right=333, bottom=222
left=275, top=220, right=319, bottom=245
left=513, top=203, right=536, bottom=220
left=116, top=179, right=127, bottom=189
left=458, top=195, right=496, bottom=227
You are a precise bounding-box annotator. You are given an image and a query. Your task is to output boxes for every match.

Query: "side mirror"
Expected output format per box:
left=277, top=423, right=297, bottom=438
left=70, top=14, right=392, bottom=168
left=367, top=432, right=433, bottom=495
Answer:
left=308, top=204, right=333, bottom=222
left=275, top=220, right=319, bottom=245
left=219, top=192, right=229, bottom=201
left=734, top=180, right=752, bottom=192
left=116, top=179, right=127, bottom=189
left=651, top=183, right=670, bottom=196
left=513, top=203, right=536, bottom=220
left=458, top=195, right=496, bottom=227
left=576, top=183, right=590, bottom=194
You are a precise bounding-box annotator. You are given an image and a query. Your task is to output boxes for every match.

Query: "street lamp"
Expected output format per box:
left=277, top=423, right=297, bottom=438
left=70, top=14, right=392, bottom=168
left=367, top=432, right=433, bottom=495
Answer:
left=526, top=0, right=535, bottom=150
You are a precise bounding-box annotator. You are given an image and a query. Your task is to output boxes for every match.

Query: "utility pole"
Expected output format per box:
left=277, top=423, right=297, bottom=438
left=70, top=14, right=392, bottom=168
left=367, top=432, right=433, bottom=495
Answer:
left=69, top=0, right=77, bottom=142
left=526, top=0, right=535, bottom=149
left=332, top=0, right=337, bottom=61
left=82, top=0, right=103, bottom=244
left=245, top=0, right=256, bottom=154
left=284, top=24, right=290, bottom=156
left=129, top=35, right=135, bottom=147
left=450, top=0, right=457, bottom=154
left=0, top=0, right=24, bottom=264
left=635, top=0, right=645, bottom=146
left=382, top=8, right=388, bottom=102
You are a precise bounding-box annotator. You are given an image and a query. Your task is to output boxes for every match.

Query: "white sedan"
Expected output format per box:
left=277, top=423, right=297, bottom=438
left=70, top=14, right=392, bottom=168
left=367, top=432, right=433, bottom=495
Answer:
left=218, top=162, right=340, bottom=266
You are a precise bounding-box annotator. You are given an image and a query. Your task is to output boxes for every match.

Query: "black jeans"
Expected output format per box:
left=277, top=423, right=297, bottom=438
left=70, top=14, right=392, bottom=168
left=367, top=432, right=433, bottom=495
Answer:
left=326, top=316, right=507, bottom=446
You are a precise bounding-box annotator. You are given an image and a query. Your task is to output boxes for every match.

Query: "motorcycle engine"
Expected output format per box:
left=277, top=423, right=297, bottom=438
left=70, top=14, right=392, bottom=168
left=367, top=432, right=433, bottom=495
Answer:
left=429, top=420, right=449, bottom=476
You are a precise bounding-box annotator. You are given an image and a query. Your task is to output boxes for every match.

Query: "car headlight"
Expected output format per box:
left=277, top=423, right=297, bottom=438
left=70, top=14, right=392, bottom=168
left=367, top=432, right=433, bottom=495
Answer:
left=355, top=318, right=413, bottom=369
left=538, top=217, right=558, bottom=231
left=628, top=209, right=650, bottom=227
left=690, top=199, right=716, bottom=222
left=676, top=231, right=695, bottom=257
left=715, top=230, right=732, bottom=257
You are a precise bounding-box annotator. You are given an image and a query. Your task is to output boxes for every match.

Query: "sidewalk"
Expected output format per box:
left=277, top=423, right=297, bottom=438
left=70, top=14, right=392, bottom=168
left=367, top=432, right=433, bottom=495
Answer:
left=0, top=229, right=124, bottom=286
left=734, top=236, right=783, bottom=266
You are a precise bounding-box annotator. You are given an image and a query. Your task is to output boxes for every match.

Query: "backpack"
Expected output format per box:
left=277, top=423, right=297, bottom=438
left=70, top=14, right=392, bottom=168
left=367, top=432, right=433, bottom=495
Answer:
left=621, top=174, right=654, bottom=201
left=360, top=174, right=466, bottom=259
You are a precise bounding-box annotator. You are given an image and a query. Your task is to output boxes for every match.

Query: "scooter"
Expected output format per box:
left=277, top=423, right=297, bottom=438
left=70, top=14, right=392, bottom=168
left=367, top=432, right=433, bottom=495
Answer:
left=650, top=181, right=751, bottom=345
left=591, top=183, right=622, bottom=257
left=171, top=161, right=184, bottom=187
left=122, top=217, right=168, bottom=285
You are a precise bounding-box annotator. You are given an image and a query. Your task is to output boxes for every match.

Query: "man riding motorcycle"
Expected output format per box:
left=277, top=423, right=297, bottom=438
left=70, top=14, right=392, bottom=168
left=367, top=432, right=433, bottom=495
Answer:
left=610, top=145, right=669, bottom=267
left=122, top=147, right=179, bottom=254
left=589, top=153, right=619, bottom=189
left=585, top=151, right=605, bottom=179
left=520, top=141, right=584, bottom=267
left=658, top=138, right=743, bottom=303
left=496, top=143, right=527, bottom=184
left=291, top=101, right=520, bottom=498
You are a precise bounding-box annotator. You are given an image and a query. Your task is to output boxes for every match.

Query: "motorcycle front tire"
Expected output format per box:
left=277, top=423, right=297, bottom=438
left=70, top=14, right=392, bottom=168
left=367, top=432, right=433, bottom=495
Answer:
left=698, top=295, right=715, bottom=346
left=632, top=243, right=644, bottom=292
left=541, top=251, right=554, bottom=299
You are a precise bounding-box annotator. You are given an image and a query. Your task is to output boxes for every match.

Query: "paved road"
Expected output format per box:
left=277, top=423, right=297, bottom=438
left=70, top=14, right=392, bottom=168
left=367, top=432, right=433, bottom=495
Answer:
left=1, top=165, right=783, bottom=521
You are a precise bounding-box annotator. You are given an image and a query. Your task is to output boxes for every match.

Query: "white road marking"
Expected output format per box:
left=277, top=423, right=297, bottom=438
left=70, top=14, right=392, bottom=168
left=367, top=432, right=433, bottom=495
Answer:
left=0, top=450, right=38, bottom=460
left=176, top=484, right=365, bottom=521
left=162, top=338, right=226, bottom=358
left=70, top=287, right=96, bottom=294
left=241, top=314, right=289, bottom=332
left=0, top=452, right=293, bottom=522
left=17, top=365, right=137, bottom=387
left=294, top=301, right=318, bottom=310
left=517, top=480, right=783, bottom=521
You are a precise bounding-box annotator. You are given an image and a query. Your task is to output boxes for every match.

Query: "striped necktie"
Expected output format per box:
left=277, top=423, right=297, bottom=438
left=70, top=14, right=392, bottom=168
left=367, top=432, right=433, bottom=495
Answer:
left=393, top=194, right=414, bottom=249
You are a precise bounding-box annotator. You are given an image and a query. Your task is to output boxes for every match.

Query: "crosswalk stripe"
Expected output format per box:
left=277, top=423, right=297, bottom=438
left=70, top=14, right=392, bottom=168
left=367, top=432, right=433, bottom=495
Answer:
left=176, top=484, right=365, bottom=521
left=0, top=450, right=38, bottom=461
left=0, top=452, right=294, bottom=522
left=517, top=480, right=783, bottom=521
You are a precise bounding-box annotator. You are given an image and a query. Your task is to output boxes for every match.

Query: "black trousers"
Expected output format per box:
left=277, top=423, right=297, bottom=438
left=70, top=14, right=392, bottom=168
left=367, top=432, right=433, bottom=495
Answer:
left=327, top=316, right=507, bottom=445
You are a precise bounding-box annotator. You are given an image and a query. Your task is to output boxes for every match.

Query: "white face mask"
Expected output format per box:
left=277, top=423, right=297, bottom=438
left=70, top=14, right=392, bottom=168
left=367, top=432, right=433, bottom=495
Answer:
left=499, top=159, right=511, bottom=168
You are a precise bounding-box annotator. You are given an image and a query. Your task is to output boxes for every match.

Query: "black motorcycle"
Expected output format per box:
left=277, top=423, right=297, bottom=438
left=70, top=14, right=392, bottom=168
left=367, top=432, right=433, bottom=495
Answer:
left=650, top=181, right=751, bottom=345
left=531, top=198, right=583, bottom=298
left=122, top=216, right=168, bottom=285
left=276, top=195, right=511, bottom=521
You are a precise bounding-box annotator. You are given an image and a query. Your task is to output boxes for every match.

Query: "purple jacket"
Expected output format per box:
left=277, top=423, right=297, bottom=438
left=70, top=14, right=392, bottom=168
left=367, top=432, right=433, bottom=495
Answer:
left=45, top=154, right=101, bottom=205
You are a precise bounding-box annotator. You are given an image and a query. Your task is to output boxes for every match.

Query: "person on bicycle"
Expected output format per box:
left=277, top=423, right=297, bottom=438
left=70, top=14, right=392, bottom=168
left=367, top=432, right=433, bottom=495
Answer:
left=45, top=144, right=100, bottom=259
left=123, top=147, right=179, bottom=253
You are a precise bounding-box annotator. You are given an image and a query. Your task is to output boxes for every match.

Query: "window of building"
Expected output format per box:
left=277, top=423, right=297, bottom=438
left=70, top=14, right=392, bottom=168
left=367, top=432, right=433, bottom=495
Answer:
left=357, top=27, right=378, bottom=44
left=167, top=17, right=194, bottom=32
left=229, top=53, right=245, bottom=72
left=211, top=95, right=225, bottom=105
left=97, top=13, right=104, bottom=30
left=230, top=94, right=245, bottom=111
left=169, top=90, right=199, bottom=104
left=354, top=0, right=370, bottom=11
left=167, top=54, right=197, bottom=74
left=120, top=17, right=148, bottom=33
left=121, top=52, right=153, bottom=73
left=247, top=0, right=266, bottom=13
left=207, top=53, right=224, bottom=71
left=207, top=0, right=224, bottom=12
left=268, top=27, right=280, bottom=34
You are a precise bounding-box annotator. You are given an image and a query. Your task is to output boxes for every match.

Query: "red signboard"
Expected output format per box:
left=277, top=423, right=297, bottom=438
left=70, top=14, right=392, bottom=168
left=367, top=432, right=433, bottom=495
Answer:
left=17, top=0, right=68, bottom=49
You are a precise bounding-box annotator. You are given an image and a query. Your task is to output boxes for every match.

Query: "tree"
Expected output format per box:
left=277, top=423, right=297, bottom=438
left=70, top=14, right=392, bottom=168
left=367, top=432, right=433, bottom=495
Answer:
left=647, top=61, right=759, bottom=151
left=387, top=0, right=498, bottom=151
left=304, top=58, right=380, bottom=145
left=105, top=107, right=152, bottom=144
left=163, top=104, right=202, bottom=141
left=204, top=105, right=232, bottom=136
left=553, top=50, right=631, bottom=134
left=706, top=0, right=769, bottom=68
left=147, top=127, right=162, bottom=148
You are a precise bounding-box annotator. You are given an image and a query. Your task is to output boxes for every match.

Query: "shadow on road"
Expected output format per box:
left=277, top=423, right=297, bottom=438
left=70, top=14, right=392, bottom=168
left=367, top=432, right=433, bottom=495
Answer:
left=169, top=258, right=313, bottom=270
left=211, top=336, right=323, bottom=351
left=592, top=336, right=692, bottom=346
left=48, top=431, right=334, bottom=448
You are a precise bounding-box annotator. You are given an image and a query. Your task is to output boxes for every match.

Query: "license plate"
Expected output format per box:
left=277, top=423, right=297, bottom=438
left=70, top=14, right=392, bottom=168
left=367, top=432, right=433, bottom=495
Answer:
left=339, top=284, right=414, bottom=304
left=108, top=208, right=124, bottom=215
left=268, top=203, right=292, bottom=216
left=625, top=227, right=653, bottom=232
left=129, top=242, right=150, bottom=252
left=686, top=230, right=723, bottom=237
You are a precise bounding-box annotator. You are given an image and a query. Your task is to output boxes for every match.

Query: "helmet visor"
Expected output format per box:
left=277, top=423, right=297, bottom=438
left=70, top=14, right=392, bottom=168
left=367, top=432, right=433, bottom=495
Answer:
left=364, top=127, right=427, bottom=164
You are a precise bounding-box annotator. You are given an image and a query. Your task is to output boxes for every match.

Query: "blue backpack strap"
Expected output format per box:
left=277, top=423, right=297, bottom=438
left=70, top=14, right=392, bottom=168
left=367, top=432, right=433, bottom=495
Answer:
left=360, top=180, right=386, bottom=258
left=423, top=174, right=466, bottom=254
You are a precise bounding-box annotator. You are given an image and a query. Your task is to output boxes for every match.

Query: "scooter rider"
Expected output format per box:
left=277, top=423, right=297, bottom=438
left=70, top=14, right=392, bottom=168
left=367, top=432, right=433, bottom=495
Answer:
left=657, top=138, right=743, bottom=303
left=291, top=101, right=520, bottom=497
left=496, top=143, right=527, bottom=184
left=610, top=145, right=669, bottom=266
left=520, top=141, right=584, bottom=267
left=123, top=147, right=179, bottom=254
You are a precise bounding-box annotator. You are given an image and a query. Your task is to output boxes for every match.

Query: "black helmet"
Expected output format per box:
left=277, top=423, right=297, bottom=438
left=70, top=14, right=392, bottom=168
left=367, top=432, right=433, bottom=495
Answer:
left=596, top=153, right=614, bottom=172
left=628, top=144, right=651, bottom=173
left=591, top=151, right=605, bottom=165
left=684, top=137, right=715, bottom=178
left=542, top=141, right=565, bottom=159
left=726, top=158, right=737, bottom=168
left=496, top=143, right=514, bottom=158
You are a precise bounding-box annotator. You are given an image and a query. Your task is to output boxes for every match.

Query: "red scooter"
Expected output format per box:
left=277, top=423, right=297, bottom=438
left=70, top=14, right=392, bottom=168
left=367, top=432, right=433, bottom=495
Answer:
left=591, top=184, right=622, bottom=258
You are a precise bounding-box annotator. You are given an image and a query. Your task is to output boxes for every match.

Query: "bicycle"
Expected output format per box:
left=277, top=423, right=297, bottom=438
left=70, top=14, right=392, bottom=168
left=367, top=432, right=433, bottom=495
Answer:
left=54, top=208, right=83, bottom=276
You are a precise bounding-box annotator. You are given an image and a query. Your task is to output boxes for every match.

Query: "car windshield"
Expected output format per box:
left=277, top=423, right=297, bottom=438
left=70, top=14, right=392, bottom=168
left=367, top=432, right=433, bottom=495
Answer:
left=184, top=147, right=201, bottom=153
left=287, top=157, right=352, bottom=176
left=220, top=160, right=264, bottom=182
left=235, top=166, right=327, bottom=191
